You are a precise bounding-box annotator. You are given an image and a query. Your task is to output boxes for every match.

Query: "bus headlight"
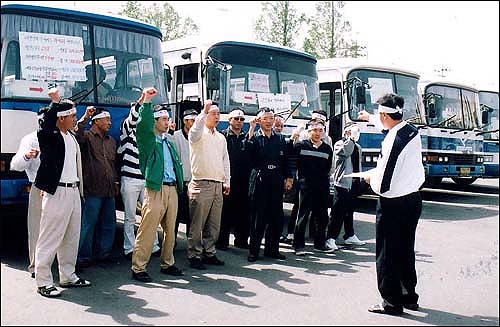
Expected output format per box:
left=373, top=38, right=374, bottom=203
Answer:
left=484, top=155, right=494, bottom=162
left=373, top=156, right=378, bottom=162
left=444, top=156, right=449, bottom=162
left=438, top=157, right=443, bottom=162
left=365, top=156, right=371, bottom=162
left=477, top=157, right=484, bottom=163
left=422, top=155, right=427, bottom=162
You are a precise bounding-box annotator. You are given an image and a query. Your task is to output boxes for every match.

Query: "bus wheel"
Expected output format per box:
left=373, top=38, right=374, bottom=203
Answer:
left=451, top=177, right=477, bottom=186
left=423, top=177, right=442, bottom=188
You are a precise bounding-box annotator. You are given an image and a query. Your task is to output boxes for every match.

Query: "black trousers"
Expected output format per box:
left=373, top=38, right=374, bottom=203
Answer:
left=249, top=171, right=284, bottom=256
left=175, top=182, right=190, bottom=240
left=293, top=183, right=329, bottom=249
left=327, top=185, right=357, bottom=240
left=217, top=177, right=250, bottom=247
left=376, top=191, right=422, bottom=307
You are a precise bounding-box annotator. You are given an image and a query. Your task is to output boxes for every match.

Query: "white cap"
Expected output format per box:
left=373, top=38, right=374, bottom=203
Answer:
left=378, top=104, right=402, bottom=114
left=228, top=109, right=244, bottom=119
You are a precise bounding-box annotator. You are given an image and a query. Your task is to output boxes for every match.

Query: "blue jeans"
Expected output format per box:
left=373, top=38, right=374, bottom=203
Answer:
left=78, top=196, right=116, bottom=262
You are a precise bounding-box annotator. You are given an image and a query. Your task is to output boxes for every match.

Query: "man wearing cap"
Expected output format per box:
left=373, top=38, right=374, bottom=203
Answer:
left=132, top=87, right=184, bottom=282
left=187, top=100, right=230, bottom=269
left=358, top=93, right=425, bottom=315
left=216, top=108, right=252, bottom=250
left=246, top=108, right=293, bottom=262
left=326, top=122, right=366, bottom=251
left=75, top=106, right=119, bottom=269
left=290, top=120, right=333, bottom=255
left=118, top=95, right=161, bottom=260
left=34, top=90, right=91, bottom=298
left=172, top=108, right=198, bottom=242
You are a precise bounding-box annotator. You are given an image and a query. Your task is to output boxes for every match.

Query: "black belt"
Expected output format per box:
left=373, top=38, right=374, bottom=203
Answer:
left=258, top=165, right=279, bottom=170
left=162, top=181, right=176, bottom=186
left=58, top=181, right=80, bottom=188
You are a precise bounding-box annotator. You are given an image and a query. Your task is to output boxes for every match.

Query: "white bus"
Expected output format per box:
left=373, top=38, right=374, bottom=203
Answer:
left=478, top=90, right=499, bottom=179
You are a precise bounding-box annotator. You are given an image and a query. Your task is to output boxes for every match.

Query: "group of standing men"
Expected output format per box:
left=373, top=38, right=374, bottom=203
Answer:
left=13, top=87, right=424, bottom=316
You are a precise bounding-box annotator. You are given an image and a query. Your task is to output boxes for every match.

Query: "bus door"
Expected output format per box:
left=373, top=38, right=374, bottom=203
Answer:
left=320, top=82, right=343, bottom=143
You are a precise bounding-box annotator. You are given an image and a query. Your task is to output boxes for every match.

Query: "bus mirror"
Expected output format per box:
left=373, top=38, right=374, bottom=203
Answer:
left=206, top=65, right=220, bottom=90
left=355, top=85, right=366, bottom=105
left=164, top=67, right=172, bottom=92
left=482, top=110, right=489, bottom=124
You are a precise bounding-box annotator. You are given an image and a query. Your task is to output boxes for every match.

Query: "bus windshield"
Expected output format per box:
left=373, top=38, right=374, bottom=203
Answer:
left=425, top=85, right=479, bottom=130
left=479, top=91, right=499, bottom=138
left=1, top=12, right=167, bottom=106
left=207, top=44, right=320, bottom=119
left=347, top=69, right=423, bottom=123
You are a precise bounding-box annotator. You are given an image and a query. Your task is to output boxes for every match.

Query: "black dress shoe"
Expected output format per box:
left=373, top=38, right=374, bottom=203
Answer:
left=368, top=303, right=403, bottom=315
left=234, top=241, right=249, bottom=249
left=31, top=272, right=35, bottom=279
left=264, top=252, right=286, bottom=260
left=247, top=254, right=258, bottom=262
left=189, top=258, right=207, bottom=270
left=403, top=303, right=419, bottom=311
left=202, top=255, right=225, bottom=266
left=160, top=265, right=184, bottom=276
left=132, top=271, right=152, bottom=282
left=215, top=244, right=228, bottom=251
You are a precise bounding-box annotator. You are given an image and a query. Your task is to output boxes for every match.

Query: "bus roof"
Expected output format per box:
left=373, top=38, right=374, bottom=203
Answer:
left=1, top=4, right=162, bottom=39
left=163, top=37, right=316, bottom=63
left=317, top=58, right=420, bottom=80
left=420, top=80, right=479, bottom=93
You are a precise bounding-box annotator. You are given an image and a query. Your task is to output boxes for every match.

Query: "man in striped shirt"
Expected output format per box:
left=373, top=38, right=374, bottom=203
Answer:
left=118, top=95, right=160, bottom=259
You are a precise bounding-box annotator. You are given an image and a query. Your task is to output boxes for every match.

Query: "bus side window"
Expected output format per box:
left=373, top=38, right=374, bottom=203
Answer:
left=3, top=41, right=21, bottom=80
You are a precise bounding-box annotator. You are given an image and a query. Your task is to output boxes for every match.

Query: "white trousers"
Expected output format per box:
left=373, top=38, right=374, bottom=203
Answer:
left=121, top=176, right=160, bottom=255
left=27, top=184, right=42, bottom=273
left=35, top=186, right=81, bottom=287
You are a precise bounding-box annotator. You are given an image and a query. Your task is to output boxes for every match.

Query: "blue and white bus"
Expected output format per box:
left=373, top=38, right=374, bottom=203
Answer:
left=317, top=59, right=426, bottom=174
left=1, top=4, right=168, bottom=207
left=162, top=37, right=321, bottom=134
left=419, top=81, right=484, bottom=185
left=478, top=90, right=499, bottom=179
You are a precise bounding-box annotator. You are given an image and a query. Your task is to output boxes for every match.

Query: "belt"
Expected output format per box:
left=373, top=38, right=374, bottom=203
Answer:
left=259, top=165, right=279, bottom=170
left=162, top=181, right=176, bottom=186
left=58, top=181, right=80, bottom=188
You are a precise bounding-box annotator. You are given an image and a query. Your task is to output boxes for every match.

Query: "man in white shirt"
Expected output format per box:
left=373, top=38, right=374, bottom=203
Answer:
left=359, top=93, right=424, bottom=315
left=187, top=100, right=230, bottom=270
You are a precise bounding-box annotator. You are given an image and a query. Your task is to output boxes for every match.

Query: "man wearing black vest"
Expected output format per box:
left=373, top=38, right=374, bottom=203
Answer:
left=359, top=93, right=425, bottom=315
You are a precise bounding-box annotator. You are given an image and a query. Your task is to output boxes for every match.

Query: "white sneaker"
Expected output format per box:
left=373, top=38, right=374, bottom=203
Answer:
left=344, top=235, right=366, bottom=246
left=325, top=238, right=338, bottom=251
left=294, top=248, right=306, bottom=256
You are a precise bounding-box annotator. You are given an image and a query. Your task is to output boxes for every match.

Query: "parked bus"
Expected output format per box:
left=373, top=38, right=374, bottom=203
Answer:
left=317, top=59, right=426, bottom=176
left=162, top=38, right=321, bottom=134
left=1, top=4, right=168, bottom=207
left=419, top=81, right=484, bottom=185
left=478, top=90, right=499, bottom=178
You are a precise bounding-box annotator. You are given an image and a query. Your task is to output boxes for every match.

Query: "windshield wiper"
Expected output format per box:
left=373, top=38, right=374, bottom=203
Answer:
left=70, top=78, right=106, bottom=105
left=476, top=128, right=499, bottom=136
left=419, top=114, right=457, bottom=129
left=281, top=98, right=304, bottom=123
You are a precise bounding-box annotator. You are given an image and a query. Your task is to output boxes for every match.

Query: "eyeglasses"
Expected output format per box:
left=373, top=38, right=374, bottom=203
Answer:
left=233, top=117, right=245, bottom=121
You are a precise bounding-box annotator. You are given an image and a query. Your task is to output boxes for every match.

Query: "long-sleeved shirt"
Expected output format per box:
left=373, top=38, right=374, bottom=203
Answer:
left=366, top=116, right=425, bottom=198
left=294, top=139, right=333, bottom=191
left=331, top=138, right=362, bottom=190
left=188, top=112, right=230, bottom=186
left=172, top=129, right=191, bottom=182
left=117, top=103, right=144, bottom=180
left=10, top=131, right=40, bottom=182
left=75, top=117, right=118, bottom=197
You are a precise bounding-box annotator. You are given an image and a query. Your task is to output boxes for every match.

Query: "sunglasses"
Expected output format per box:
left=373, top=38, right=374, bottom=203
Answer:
left=233, top=117, right=245, bottom=121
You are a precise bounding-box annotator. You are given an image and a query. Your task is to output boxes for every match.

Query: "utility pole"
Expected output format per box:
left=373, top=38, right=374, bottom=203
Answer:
left=331, top=1, right=335, bottom=57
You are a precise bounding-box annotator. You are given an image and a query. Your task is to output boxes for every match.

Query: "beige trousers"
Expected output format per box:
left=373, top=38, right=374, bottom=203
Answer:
left=187, top=180, right=223, bottom=259
left=35, top=186, right=81, bottom=287
left=27, top=184, right=42, bottom=274
left=132, top=185, right=178, bottom=273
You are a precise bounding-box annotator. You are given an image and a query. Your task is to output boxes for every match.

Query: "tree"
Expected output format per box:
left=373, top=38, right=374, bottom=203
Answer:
left=253, top=1, right=306, bottom=48
left=119, top=1, right=199, bottom=41
left=303, top=1, right=365, bottom=58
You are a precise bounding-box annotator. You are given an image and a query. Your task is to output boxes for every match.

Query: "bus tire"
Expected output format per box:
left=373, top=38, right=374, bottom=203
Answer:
left=451, top=177, right=477, bottom=186
left=423, top=177, right=442, bottom=188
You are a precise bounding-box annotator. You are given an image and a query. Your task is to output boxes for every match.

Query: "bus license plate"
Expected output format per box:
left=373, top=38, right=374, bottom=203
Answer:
left=460, top=167, right=470, bottom=177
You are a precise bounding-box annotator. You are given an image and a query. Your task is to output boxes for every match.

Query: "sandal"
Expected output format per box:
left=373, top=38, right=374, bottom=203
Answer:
left=37, top=285, right=62, bottom=298
left=59, top=278, right=92, bottom=288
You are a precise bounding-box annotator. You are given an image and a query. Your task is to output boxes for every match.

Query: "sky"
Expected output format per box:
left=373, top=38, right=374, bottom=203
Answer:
left=3, top=1, right=499, bottom=90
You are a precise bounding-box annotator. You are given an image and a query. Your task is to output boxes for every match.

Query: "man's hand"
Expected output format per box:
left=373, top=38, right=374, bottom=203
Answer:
left=169, top=121, right=176, bottom=131
left=358, top=110, right=370, bottom=121
left=24, top=149, right=40, bottom=159
left=143, top=87, right=157, bottom=103
left=84, top=106, right=96, bottom=119
left=48, top=88, right=61, bottom=103
left=203, top=100, right=213, bottom=114
left=223, top=184, right=230, bottom=196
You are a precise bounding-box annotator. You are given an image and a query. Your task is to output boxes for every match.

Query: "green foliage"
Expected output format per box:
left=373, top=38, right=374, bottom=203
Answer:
left=253, top=1, right=306, bottom=48
left=303, top=1, right=365, bottom=58
left=119, top=1, right=199, bottom=41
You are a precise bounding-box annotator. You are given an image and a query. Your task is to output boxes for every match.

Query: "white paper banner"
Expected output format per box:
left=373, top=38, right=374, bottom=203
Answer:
left=19, top=32, right=86, bottom=81
left=257, top=93, right=291, bottom=111
left=232, top=90, right=258, bottom=104
left=368, top=78, right=393, bottom=104
left=248, top=72, right=270, bottom=93
left=282, top=80, right=308, bottom=106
